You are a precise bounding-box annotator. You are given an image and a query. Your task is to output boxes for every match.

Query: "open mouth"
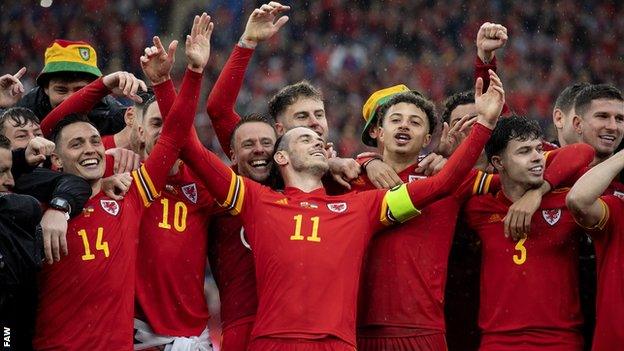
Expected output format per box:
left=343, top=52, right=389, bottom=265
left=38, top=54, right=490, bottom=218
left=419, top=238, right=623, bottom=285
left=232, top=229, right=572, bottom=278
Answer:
left=79, top=158, right=100, bottom=169
left=310, top=150, right=326, bottom=158
left=250, top=159, right=269, bottom=169
left=394, top=132, right=412, bottom=145
left=599, top=135, right=617, bottom=145
left=528, top=165, right=543, bottom=176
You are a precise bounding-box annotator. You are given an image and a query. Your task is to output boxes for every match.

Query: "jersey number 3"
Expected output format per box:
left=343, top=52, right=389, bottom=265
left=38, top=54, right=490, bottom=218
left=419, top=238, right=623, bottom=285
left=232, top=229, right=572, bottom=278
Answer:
left=513, top=238, right=527, bottom=265
left=290, top=214, right=321, bottom=243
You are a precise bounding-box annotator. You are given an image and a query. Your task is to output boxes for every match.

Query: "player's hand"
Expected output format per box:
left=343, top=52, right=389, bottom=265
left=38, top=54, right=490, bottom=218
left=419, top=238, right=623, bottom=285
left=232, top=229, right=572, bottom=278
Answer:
left=436, top=114, right=477, bottom=157
left=185, top=13, right=214, bottom=73
left=240, top=2, right=290, bottom=49
left=476, top=22, right=508, bottom=63
left=415, top=153, right=447, bottom=176
left=25, top=136, right=55, bottom=166
left=140, top=36, right=178, bottom=85
left=0, top=67, right=26, bottom=108
left=102, top=71, right=148, bottom=103
left=504, top=188, right=543, bottom=240
left=101, top=173, right=132, bottom=200
left=365, top=159, right=402, bottom=189
left=41, top=208, right=69, bottom=264
left=328, top=157, right=361, bottom=190
left=475, top=70, right=505, bottom=129
left=324, top=142, right=338, bottom=158
left=105, top=148, right=140, bottom=174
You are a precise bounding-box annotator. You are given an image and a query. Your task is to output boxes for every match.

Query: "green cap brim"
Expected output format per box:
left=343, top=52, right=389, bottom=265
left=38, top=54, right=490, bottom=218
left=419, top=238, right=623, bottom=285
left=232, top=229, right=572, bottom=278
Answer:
left=37, top=61, right=102, bottom=86
left=361, top=116, right=378, bottom=147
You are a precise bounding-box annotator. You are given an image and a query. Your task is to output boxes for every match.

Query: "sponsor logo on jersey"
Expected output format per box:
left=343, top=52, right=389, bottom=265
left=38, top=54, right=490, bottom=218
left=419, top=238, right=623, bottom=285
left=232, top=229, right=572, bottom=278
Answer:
left=327, top=202, right=348, bottom=213
left=300, top=201, right=318, bottom=209
left=181, top=183, right=198, bottom=204
left=613, top=190, right=624, bottom=200
left=274, top=198, right=288, bottom=205
left=408, top=174, right=426, bottom=183
left=100, top=200, right=120, bottom=216
left=542, top=209, right=561, bottom=225
left=78, top=47, right=90, bottom=61
left=488, top=213, right=503, bottom=223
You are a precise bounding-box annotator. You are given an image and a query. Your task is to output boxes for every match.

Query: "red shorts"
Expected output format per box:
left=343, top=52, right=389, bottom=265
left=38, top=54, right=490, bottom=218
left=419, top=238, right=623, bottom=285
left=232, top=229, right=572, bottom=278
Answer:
left=221, top=319, right=254, bottom=351
left=248, top=336, right=355, bottom=351
left=479, top=331, right=583, bottom=351
left=357, top=333, right=447, bottom=351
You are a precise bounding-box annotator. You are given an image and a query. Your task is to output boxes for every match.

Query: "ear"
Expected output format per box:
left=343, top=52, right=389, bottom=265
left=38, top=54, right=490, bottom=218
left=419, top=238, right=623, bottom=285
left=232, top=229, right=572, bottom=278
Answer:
left=368, top=125, right=379, bottom=140
left=137, top=125, right=146, bottom=143
left=51, top=153, right=63, bottom=171
left=422, top=133, right=432, bottom=148
left=572, top=114, right=583, bottom=135
left=275, top=122, right=286, bottom=137
left=552, top=108, right=564, bottom=129
left=490, top=155, right=504, bottom=172
left=124, top=106, right=136, bottom=126
left=273, top=150, right=289, bottom=166
left=230, top=148, right=237, bottom=164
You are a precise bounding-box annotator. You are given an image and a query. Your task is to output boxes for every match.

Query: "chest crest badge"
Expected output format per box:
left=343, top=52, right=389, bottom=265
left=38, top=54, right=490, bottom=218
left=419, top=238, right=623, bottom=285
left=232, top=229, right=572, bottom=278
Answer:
left=542, top=208, right=561, bottom=226
left=327, top=202, right=348, bottom=213
left=408, top=174, right=426, bottom=183
left=100, top=199, right=120, bottom=216
left=181, top=183, right=198, bottom=204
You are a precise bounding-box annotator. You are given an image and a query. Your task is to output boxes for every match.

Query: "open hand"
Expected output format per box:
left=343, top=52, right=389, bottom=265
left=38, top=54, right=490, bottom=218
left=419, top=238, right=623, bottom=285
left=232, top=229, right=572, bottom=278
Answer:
left=475, top=70, right=505, bottom=129
left=186, top=13, right=215, bottom=72
left=140, top=36, right=178, bottom=85
left=240, top=2, right=290, bottom=48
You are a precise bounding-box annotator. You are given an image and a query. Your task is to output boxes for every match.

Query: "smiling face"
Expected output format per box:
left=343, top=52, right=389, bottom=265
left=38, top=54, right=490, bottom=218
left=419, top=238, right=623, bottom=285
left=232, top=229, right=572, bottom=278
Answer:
left=574, top=99, right=624, bottom=160
left=493, top=137, right=545, bottom=188
left=232, top=121, right=277, bottom=182
left=52, top=121, right=105, bottom=182
left=378, top=102, right=431, bottom=158
left=275, top=127, right=329, bottom=177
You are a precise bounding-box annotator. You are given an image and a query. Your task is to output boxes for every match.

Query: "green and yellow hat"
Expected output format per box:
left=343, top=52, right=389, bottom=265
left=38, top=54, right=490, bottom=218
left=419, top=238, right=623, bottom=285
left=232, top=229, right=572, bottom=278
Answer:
left=37, top=39, right=102, bottom=86
left=361, top=84, right=411, bottom=147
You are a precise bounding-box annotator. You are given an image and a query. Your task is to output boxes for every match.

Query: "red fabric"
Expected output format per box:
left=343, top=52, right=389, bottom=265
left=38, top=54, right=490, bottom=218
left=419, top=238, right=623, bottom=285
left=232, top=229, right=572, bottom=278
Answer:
left=33, top=69, right=202, bottom=351
left=41, top=77, right=109, bottom=138
left=465, top=190, right=584, bottom=349
left=135, top=164, right=214, bottom=336
left=208, top=214, right=257, bottom=329
left=102, top=134, right=116, bottom=150
left=587, top=195, right=624, bottom=350
left=357, top=332, right=447, bottom=351
left=474, top=56, right=511, bottom=116
left=221, top=318, right=255, bottom=351
left=206, top=45, right=254, bottom=156
left=479, top=329, right=583, bottom=351
left=249, top=337, right=355, bottom=351
left=542, top=143, right=595, bottom=188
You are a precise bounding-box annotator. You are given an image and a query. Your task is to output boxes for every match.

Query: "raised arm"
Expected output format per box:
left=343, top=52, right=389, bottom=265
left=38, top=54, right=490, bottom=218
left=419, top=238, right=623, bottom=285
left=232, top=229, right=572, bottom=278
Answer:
left=567, top=149, right=624, bottom=229
left=206, top=2, right=290, bottom=156
left=475, top=22, right=510, bottom=115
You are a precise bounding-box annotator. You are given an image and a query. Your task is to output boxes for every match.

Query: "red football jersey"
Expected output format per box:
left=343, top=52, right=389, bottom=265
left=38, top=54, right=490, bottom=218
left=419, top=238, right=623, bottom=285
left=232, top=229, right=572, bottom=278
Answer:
left=355, top=167, right=490, bottom=336
left=584, top=195, right=624, bottom=350
left=208, top=213, right=257, bottom=331
left=33, top=68, right=202, bottom=350
left=135, top=163, right=215, bottom=336
left=465, top=189, right=584, bottom=350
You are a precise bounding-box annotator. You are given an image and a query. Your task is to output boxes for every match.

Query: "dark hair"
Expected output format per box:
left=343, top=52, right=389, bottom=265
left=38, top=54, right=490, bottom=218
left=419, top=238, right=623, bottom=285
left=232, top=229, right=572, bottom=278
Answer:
left=268, top=81, right=323, bottom=121
left=485, top=115, right=543, bottom=163
left=574, top=84, right=624, bottom=117
left=51, top=113, right=96, bottom=145
left=0, top=134, right=11, bottom=149
left=0, top=107, right=40, bottom=136
left=441, top=90, right=474, bottom=124
left=230, top=113, right=276, bottom=150
left=134, top=89, right=156, bottom=117
left=40, top=71, right=98, bottom=88
left=554, top=82, right=591, bottom=115
left=375, top=92, right=437, bottom=133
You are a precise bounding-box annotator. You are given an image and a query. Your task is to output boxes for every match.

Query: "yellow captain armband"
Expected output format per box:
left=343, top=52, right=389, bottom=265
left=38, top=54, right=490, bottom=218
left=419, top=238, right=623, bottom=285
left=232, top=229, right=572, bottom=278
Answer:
left=380, top=184, right=421, bottom=226
left=218, top=171, right=246, bottom=215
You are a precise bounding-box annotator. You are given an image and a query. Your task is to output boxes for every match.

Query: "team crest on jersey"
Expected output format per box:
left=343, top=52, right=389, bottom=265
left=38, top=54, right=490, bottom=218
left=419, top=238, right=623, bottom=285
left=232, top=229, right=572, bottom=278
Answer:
left=542, top=209, right=561, bottom=226
left=613, top=191, right=624, bottom=200
left=327, top=202, right=347, bottom=213
left=408, top=174, right=426, bottom=183
left=100, top=200, right=120, bottom=216
left=181, top=183, right=198, bottom=204
left=78, top=47, right=90, bottom=61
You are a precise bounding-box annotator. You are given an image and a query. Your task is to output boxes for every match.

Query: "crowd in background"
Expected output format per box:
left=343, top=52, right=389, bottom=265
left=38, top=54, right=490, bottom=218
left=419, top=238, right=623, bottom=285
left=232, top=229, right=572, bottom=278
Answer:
left=1, top=0, right=622, bottom=156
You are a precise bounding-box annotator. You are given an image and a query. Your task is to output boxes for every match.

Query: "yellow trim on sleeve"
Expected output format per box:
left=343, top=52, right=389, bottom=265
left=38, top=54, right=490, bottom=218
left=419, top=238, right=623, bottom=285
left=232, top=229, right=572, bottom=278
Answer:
left=573, top=198, right=610, bottom=231
left=132, top=169, right=150, bottom=207
left=384, top=184, right=421, bottom=223
left=223, top=170, right=238, bottom=207
left=472, top=171, right=485, bottom=195
left=483, top=174, right=494, bottom=194
left=230, top=179, right=246, bottom=215
left=139, top=165, right=158, bottom=199
left=379, top=196, right=392, bottom=226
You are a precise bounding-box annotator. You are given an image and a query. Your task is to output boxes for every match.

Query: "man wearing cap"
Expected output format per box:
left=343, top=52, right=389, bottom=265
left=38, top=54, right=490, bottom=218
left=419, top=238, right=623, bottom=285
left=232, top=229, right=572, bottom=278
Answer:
left=17, top=39, right=127, bottom=136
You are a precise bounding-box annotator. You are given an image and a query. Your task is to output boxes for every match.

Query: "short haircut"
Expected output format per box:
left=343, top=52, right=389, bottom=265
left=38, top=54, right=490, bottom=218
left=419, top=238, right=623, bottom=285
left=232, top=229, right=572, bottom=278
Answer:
left=134, top=89, right=156, bottom=124
left=375, top=92, right=437, bottom=133
left=441, top=90, right=474, bottom=124
left=0, top=134, right=11, bottom=150
left=268, top=81, right=323, bottom=121
left=554, top=82, right=591, bottom=115
left=230, top=113, right=276, bottom=150
left=0, top=107, right=40, bottom=136
left=485, top=115, right=543, bottom=163
left=51, top=113, right=96, bottom=146
left=40, top=71, right=97, bottom=88
left=574, top=84, right=624, bottom=117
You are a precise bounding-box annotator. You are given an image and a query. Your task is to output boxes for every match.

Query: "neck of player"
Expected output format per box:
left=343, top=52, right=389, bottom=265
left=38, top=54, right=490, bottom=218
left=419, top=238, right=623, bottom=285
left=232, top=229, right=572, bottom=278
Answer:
left=500, top=176, right=536, bottom=202
left=283, top=171, right=324, bottom=193
left=91, top=179, right=102, bottom=198
left=382, top=148, right=420, bottom=174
